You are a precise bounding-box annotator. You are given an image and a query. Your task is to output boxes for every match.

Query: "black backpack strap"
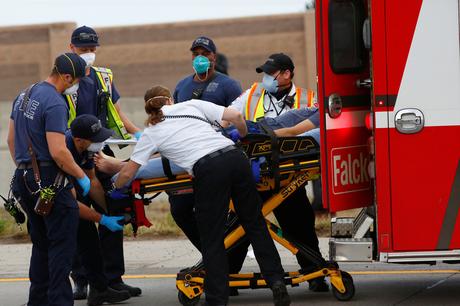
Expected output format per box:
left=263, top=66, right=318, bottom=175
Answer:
left=161, top=157, right=176, bottom=180
left=258, top=120, right=280, bottom=192
left=190, top=72, right=220, bottom=100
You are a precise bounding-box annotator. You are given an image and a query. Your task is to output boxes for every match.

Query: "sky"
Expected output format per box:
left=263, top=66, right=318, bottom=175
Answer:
left=2, top=0, right=314, bottom=28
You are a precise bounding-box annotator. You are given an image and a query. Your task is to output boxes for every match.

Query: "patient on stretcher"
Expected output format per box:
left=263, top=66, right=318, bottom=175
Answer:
left=95, top=85, right=320, bottom=183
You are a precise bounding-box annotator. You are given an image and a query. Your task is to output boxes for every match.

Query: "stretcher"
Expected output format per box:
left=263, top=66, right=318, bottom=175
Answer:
left=124, top=133, right=355, bottom=304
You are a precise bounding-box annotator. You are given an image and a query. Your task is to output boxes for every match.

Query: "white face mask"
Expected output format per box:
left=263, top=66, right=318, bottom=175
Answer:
left=63, top=82, right=79, bottom=95
left=79, top=52, right=96, bottom=66
left=87, top=142, right=105, bottom=153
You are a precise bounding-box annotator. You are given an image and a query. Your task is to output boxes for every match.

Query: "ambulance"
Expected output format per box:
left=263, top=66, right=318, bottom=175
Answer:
left=316, top=0, right=460, bottom=263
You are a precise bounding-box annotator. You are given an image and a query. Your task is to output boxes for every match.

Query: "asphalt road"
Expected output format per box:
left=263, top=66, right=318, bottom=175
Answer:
left=1, top=239, right=459, bottom=306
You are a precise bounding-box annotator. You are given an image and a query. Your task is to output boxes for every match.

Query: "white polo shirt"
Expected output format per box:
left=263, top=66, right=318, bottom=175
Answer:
left=130, top=99, right=234, bottom=175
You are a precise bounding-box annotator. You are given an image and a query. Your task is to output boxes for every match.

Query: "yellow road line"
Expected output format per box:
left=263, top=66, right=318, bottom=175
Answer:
left=0, top=278, right=29, bottom=282
left=349, top=270, right=460, bottom=275
left=1, top=270, right=460, bottom=283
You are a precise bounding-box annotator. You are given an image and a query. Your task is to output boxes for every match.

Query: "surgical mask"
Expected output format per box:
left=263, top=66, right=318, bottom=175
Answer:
left=193, top=55, right=210, bottom=74
left=79, top=52, right=96, bottom=66
left=63, top=82, right=79, bottom=95
left=87, top=142, right=105, bottom=152
left=262, top=73, right=279, bottom=93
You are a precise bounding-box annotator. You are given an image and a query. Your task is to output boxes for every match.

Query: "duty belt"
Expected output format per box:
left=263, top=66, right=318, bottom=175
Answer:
left=17, top=161, right=55, bottom=170
left=193, top=145, right=237, bottom=173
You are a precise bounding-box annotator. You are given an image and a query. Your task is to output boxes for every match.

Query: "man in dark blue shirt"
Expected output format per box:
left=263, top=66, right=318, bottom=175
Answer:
left=7, top=53, right=91, bottom=306
left=173, top=37, right=242, bottom=106
left=68, top=25, right=142, bottom=298
left=169, top=37, right=243, bottom=258
left=66, top=114, right=131, bottom=306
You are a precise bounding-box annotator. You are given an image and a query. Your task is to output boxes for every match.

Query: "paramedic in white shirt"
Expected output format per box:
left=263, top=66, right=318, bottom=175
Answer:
left=111, top=96, right=291, bottom=306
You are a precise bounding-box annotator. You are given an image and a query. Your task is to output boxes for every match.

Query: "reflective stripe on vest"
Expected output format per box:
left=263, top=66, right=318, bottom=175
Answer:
left=66, top=93, right=78, bottom=128
left=93, top=67, right=130, bottom=140
left=245, top=83, right=313, bottom=121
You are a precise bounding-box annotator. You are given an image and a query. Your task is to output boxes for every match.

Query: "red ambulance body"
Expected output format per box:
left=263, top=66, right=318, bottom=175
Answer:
left=316, top=0, right=460, bottom=262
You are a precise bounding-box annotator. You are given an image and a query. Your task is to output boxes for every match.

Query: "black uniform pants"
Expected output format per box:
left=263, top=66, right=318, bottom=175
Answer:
left=71, top=199, right=108, bottom=291
left=169, top=194, right=249, bottom=274
left=13, top=167, right=79, bottom=306
left=72, top=145, right=125, bottom=285
left=193, top=148, right=284, bottom=306
left=227, top=187, right=321, bottom=274
left=169, top=181, right=321, bottom=274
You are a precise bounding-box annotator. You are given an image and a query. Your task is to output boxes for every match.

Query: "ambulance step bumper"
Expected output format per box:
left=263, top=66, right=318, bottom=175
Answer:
left=329, top=238, right=373, bottom=262
left=379, top=250, right=460, bottom=263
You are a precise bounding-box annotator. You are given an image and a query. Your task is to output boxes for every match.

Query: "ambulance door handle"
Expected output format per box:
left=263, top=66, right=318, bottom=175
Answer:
left=394, top=109, right=424, bottom=134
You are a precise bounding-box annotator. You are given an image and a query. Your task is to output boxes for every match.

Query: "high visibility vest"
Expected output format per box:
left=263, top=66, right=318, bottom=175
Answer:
left=66, top=93, right=78, bottom=128
left=244, top=82, right=315, bottom=121
left=66, top=67, right=131, bottom=139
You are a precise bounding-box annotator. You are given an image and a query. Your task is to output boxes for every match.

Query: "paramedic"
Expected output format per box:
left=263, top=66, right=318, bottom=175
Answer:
left=112, top=97, right=291, bottom=306
left=7, top=53, right=89, bottom=306
left=67, top=25, right=142, bottom=298
left=169, top=36, right=242, bottom=253
left=66, top=114, right=131, bottom=306
left=230, top=53, right=328, bottom=292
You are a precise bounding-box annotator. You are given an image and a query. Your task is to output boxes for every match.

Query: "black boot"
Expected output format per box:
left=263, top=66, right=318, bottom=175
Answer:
left=73, top=282, right=88, bottom=300
left=271, top=281, right=291, bottom=306
left=87, top=286, right=131, bottom=306
left=110, top=281, right=142, bottom=297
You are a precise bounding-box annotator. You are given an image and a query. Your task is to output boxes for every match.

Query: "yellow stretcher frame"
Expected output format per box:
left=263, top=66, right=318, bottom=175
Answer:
left=128, top=135, right=355, bottom=305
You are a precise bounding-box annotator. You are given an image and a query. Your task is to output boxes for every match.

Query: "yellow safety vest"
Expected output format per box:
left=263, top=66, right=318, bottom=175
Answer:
left=66, top=93, right=78, bottom=128
left=66, top=67, right=131, bottom=139
left=244, top=82, right=315, bottom=121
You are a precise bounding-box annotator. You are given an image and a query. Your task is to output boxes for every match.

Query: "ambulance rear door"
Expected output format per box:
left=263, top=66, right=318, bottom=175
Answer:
left=316, top=0, right=373, bottom=212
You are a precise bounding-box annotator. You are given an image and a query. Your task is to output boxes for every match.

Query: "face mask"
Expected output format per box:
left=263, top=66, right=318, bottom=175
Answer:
left=79, top=52, right=96, bottom=66
left=193, top=55, right=211, bottom=74
left=63, top=82, right=79, bottom=95
left=262, top=73, right=279, bottom=93
left=87, top=142, right=105, bottom=153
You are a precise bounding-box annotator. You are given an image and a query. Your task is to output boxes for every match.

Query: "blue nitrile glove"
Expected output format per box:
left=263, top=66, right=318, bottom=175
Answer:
left=108, top=188, right=129, bottom=200
left=134, top=131, right=143, bottom=140
left=77, top=175, right=91, bottom=196
left=228, top=129, right=241, bottom=142
left=100, top=215, right=124, bottom=232
left=251, top=159, right=261, bottom=183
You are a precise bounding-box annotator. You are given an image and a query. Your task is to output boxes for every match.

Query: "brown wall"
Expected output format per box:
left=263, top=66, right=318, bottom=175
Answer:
left=0, top=12, right=317, bottom=195
left=0, top=12, right=316, bottom=102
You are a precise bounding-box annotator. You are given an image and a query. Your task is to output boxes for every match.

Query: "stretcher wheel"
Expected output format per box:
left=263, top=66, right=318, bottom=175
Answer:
left=178, top=291, right=201, bottom=306
left=331, top=271, right=355, bottom=301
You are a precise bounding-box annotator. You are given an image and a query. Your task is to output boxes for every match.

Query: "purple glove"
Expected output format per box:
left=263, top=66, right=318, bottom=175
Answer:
left=108, top=188, right=129, bottom=200
left=228, top=130, right=241, bottom=142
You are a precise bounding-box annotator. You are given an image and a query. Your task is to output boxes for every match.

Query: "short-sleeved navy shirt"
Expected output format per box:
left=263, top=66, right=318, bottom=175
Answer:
left=173, top=73, right=242, bottom=107
left=65, top=130, right=94, bottom=170
left=10, top=82, right=69, bottom=163
left=75, top=67, right=120, bottom=117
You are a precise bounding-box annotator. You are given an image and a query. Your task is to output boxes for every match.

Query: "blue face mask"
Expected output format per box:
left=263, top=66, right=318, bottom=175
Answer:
left=262, top=73, right=279, bottom=93
left=193, top=55, right=211, bottom=74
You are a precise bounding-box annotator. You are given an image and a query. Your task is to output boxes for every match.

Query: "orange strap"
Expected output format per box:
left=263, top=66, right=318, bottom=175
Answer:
left=245, top=83, right=259, bottom=119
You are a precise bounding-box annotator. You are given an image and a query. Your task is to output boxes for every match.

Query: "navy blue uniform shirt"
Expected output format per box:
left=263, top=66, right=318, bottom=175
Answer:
left=65, top=130, right=94, bottom=195
left=65, top=130, right=94, bottom=170
left=10, top=82, right=68, bottom=163
left=76, top=67, right=120, bottom=117
left=173, top=73, right=242, bottom=107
